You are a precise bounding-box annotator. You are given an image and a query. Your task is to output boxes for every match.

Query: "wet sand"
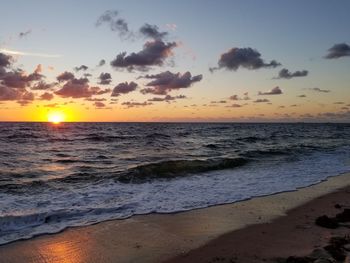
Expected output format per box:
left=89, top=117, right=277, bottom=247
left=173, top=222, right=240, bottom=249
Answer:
left=0, top=173, right=350, bottom=263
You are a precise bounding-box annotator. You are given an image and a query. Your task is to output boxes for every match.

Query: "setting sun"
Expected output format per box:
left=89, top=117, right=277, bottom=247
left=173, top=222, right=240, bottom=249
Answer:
left=48, top=111, right=65, bottom=124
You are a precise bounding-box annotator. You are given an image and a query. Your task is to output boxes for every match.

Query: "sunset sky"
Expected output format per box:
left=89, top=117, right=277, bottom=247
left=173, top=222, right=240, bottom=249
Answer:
left=0, top=0, right=349, bottom=122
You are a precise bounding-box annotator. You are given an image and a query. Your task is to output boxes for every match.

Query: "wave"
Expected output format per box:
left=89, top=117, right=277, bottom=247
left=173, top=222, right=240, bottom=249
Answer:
left=118, top=157, right=249, bottom=183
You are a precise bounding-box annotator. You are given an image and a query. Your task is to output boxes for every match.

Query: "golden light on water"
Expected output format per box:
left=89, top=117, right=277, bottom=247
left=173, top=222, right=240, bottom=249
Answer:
left=48, top=111, right=65, bottom=124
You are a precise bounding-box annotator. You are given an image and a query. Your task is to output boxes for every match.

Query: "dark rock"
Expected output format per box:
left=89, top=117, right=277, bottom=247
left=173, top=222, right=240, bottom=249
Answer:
left=324, top=244, right=346, bottom=261
left=334, top=204, right=342, bottom=209
left=315, top=215, right=339, bottom=229
left=335, top=209, right=350, bottom=222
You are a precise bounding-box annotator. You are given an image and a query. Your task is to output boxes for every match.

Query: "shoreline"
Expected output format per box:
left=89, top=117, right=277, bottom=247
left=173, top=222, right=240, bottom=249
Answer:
left=0, top=172, right=350, bottom=262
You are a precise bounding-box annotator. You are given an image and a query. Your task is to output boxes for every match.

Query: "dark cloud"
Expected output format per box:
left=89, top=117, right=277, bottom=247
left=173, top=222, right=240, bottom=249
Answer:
left=40, top=92, right=54, bottom=101
left=325, top=43, right=350, bottom=59
left=55, top=78, right=110, bottom=98
left=210, top=47, right=281, bottom=72
left=310, top=87, right=330, bottom=93
left=85, top=98, right=107, bottom=102
left=96, top=10, right=132, bottom=39
left=32, top=81, right=56, bottom=90
left=110, top=40, right=177, bottom=71
left=44, top=103, right=60, bottom=108
left=227, top=103, right=242, bottom=108
left=57, top=71, right=75, bottom=82
left=17, top=91, right=35, bottom=106
left=98, top=59, right=106, bottom=67
left=297, top=94, right=307, bottom=98
left=0, top=85, right=35, bottom=106
left=0, top=85, right=22, bottom=100
left=140, top=23, right=168, bottom=40
left=94, top=101, right=106, bottom=108
left=0, top=54, right=44, bottom=90
left=74, top=65, right=88, bottom=72
left=254, top=99, right=270, bottom=103
left=210, top=100, right=227, bottom=104
left=140, top=71, right=202, bottom=95
left=258, top=86, right=282, bottom=95
left=334, top=102, right=344, bottom=105
left=0, top=53, right=12, bottom=68
left=111, top=81, right=138, bottom=96
left=275, top=68, right=308, bottom=79
left=229, top=95, right=239, bottom=101
left=121, top=101, right=152, bottom=108
left=98, top=72, right=112, bottom=85
left=229, top=93, right=250, bottom=101
left=148, top=94, right=186, bottom=102
left=0, top=70, right=43, bottom=89
left=19, top=30, right=31, bottom=38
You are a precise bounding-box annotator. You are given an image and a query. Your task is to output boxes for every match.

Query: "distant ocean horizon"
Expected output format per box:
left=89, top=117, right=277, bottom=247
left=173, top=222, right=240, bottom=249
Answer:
left=0, top=122, right=349, bottom=245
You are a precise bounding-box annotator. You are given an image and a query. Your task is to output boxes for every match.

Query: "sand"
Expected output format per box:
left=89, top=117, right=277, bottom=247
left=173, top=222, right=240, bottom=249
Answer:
left=0, top=173, right=350, bottom=263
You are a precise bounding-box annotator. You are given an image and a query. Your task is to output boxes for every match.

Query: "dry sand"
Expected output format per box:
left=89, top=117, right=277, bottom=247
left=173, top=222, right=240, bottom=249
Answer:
left=0, top=173, right=350, bottom=263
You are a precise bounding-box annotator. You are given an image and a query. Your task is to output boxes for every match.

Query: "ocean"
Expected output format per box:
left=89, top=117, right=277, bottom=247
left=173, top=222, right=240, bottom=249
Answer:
left=0, top=122, right=349, bottom=245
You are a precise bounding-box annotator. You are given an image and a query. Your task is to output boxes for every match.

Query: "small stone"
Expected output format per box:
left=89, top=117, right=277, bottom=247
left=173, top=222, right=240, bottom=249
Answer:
left=315, top=215, right=339, bottom=229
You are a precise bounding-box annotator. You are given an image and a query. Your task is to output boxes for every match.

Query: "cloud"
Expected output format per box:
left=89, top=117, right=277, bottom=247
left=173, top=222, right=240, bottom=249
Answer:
left=0, top=70, right=43, bottom=89
left=229, top=95, right=239, bottom=101
left=275, top=68, right=308, bottom=79
left=227, top=103, right=242, bottom=108
left=297, top=94, right=306, bottom=98
left=111, top=81, right=138, bottom=96
left=140, top=71, right=202, bottom=95
left=34, top=64, right=42, bottom=74
left=31, top=81, right=55, bottom=90
left=211, top=100, right=227, bottom=104
left=74, top=65, right=88, bottom=72
left=94, top=101, right=106, bottom=108
left=310, top=87, right=330, bottom=93
left=121, top=101, right=152, bottom=108
left=325, top=43, right=350, bottom=59
left=210, top=47, right=280, bottom=72
left=55, top=78, right=110, bottom=98
left=98, top=59, right=106, bottom=67
left=96, top=10, right=132, bottom=40
left=229, top=93, right=250, bottom=101
left=0, top=85, right=34, bottom=105
left=85, top=98, right=107, bottom=102
left=17, top=91, right=35, bottom=106
left=254, top=98, right=270, bottom=103
left=19, top=30, right=32, bottom=38
left=166, top=24, right=177, bottom=31
left=258, top=86, right=283, bottom=95
left=40, top=92, right=54, bottom=101
left=110, top=40, right=177, bottom=71
left=0, top=85, right=22, bottom=100
left=140, top=23, right=168, bottom=40
left=44, top=103, right=60, bottom=108
left=57, top=71, right=75, bottom=82
left=148, top=94, right=186, bottom=102
left=0, top=48, right=61, bottom=58
left=0, top=53, right=45, bottom=90
left=0, top=53, right=12, bottom=68
left=98, top=72, right=112, bottom=85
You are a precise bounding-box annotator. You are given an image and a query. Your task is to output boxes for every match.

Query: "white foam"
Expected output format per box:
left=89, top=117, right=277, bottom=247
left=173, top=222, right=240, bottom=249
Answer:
left=0, top=147, right=349, bottom=245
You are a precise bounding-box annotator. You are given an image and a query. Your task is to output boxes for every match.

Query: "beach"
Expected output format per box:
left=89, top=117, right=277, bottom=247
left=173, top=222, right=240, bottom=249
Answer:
left=0, top=172, right=350, bottom=263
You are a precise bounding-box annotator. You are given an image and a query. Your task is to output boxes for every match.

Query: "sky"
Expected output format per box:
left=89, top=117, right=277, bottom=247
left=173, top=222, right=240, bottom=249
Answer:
left=0, top=0, right=349, bottom=122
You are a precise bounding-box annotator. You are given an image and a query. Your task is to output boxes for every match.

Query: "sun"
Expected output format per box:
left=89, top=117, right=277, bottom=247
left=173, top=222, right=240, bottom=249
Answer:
left=47, top=111, right=65, bottom=124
